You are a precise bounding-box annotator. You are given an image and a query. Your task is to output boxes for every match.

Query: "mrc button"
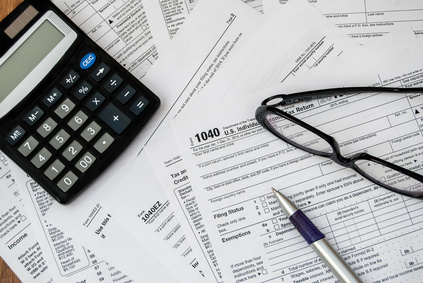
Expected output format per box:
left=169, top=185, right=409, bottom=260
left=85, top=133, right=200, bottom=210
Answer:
left=6, top=125, right=26, bottom=145
left=80, top=53, right=96, bottom=70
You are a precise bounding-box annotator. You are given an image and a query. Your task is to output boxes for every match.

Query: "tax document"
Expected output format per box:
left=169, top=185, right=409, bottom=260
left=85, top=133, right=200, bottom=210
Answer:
left=263, top=0, right=423, bottom=39
left=52, top=0, right=157, bottom=79
left=1, top=151, right=171, bottom=283
left=45, top=0, right=267, bottom=281
left=143, top=0, right=264, bottom=54
left=170, top=57, right=423, bottom=281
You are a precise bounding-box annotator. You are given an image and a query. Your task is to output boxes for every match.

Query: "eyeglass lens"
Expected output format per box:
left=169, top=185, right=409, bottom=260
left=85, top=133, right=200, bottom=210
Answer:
left=264, top=112, right=423, bottom=196
left=354, top=159, right=423, bottom=195
left=265, top=113, right=333, bottom=154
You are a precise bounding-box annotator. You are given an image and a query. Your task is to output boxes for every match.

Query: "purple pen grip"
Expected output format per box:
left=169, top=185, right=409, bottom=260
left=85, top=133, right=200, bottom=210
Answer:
left=289, top=210, right=325, bottom=245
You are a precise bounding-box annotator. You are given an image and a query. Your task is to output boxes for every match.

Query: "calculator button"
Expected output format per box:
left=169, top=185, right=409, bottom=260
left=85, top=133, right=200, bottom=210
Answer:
left=80, top=53, right=96, bottom=70
left=75, top=152, right=96, bottom=173
left=68, top=110, right=88, bottom=131
left=98, top=104, right=131, bottom=134
left=104, top=74, right=123, bottom=93
left=31, top=148, right=52, bottom=168
left=81, top=121, right=101, bottom=142
left=44, top=159, right=65, bottom=180
left=43, top=88, right=63, bottom=108
left=91, top=63, right=110, bottom=82
left=73, top=81, right=93, bottom=100
left=63, top=141, right=83, bottom=161
left=116, top=85, right=136, bottom=104
left=86, top=92, right=105, bottom=111
left=61, top=70, right=80, bottom=89
left=57, top=171, right=78, bottom=192
left=24, top=106, right=44, bottom=126
left=94, top=132, right=114, bottom=153
left=6, top=126, right=26, bottom=145
left=37, top=118, right=58, bottom=138
left=55, top=98, right=76, bottom=119
left=50, top=129, right=70, bottom=150
left=130, top=96, right=150, bottom=116
left=18, top=136, right=39, bottom=157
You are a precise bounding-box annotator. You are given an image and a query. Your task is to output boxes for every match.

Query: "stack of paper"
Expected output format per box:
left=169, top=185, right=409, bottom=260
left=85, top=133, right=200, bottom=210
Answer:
left=1, top=0, right=422, bottom=282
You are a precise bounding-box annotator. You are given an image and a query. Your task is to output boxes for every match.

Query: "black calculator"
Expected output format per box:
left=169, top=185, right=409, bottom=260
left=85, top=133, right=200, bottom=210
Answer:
left=0, top=0, right=160, bottom=203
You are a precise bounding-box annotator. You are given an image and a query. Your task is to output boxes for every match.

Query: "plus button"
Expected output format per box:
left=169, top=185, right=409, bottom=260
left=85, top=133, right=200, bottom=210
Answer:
left=98, top=104, right=131, bottom=134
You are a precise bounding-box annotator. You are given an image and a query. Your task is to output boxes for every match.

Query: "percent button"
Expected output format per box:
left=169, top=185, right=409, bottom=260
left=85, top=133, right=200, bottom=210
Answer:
left=73, top=81, right=93, bottom=100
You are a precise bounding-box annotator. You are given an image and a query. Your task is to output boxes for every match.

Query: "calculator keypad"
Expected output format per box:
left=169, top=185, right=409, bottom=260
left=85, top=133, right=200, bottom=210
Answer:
left=3, top=49, right=159, bottom=203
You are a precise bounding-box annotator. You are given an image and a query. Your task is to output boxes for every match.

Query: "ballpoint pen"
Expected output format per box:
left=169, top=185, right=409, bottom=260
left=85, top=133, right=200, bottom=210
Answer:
left=272, top=188, right=362, bottom=283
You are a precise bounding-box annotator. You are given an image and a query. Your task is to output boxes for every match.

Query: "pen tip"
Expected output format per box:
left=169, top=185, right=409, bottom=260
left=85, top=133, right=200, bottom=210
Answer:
left=272, top=187, right=276, bottom=192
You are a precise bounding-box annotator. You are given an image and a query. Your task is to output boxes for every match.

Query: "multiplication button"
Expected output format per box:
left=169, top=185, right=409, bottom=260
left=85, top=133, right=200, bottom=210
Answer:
left=86, top=92, right=105, bottom=111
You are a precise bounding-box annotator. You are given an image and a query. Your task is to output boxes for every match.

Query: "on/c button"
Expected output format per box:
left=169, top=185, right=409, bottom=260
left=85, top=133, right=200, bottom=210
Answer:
left=80, top=53, right=96, bottom=70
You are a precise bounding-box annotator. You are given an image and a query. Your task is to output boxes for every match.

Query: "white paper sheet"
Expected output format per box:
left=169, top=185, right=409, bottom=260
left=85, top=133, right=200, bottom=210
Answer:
left=45, top=0, right=267, bottom=281
left=263, top=0, right=423, bottom=40
left=1, top=151, right=175, bottom=282
left=143, top=0, right=264, bottom=54
left=52, top=0, right=157, bottom=79
left=169, top=43, right=423, bottom=282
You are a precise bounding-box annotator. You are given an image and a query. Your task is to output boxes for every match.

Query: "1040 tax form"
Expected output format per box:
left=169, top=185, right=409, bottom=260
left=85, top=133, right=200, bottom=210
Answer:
left=170, top=63, right=423, bottom=282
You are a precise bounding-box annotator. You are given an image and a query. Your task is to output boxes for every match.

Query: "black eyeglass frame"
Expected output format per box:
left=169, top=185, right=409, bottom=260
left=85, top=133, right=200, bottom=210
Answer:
left=255, top=87, right=423, bottom=198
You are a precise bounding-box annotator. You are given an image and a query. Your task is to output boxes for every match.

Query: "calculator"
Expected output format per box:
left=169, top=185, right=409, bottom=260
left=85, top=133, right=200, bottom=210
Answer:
left=0, top=0, right=160, bottom=203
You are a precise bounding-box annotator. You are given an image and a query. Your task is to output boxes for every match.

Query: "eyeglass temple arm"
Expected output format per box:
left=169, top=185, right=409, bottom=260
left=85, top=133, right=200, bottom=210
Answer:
left=263, top=86, right=423, bottom=106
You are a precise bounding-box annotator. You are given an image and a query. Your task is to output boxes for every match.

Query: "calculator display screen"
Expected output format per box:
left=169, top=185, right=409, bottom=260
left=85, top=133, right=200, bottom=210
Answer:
left=0, top=20, right=64, bottom=102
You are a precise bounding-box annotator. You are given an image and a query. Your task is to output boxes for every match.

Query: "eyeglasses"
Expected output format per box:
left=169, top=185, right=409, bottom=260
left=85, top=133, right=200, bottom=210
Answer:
left=255, top=87, right=423, bottom=198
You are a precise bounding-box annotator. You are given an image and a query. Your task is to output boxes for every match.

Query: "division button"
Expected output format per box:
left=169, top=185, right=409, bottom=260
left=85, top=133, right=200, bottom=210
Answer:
left=98, top=104, right=131, bottom=134
left=103, top=74, right=123, bottom=93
